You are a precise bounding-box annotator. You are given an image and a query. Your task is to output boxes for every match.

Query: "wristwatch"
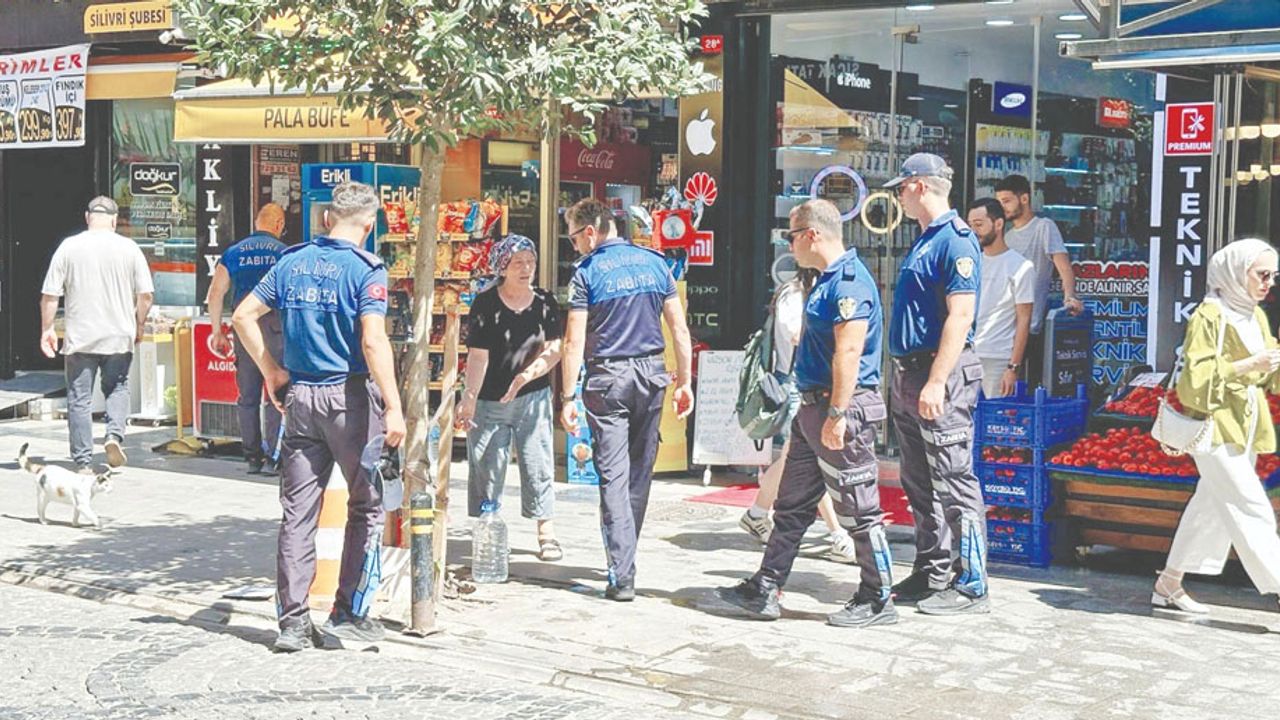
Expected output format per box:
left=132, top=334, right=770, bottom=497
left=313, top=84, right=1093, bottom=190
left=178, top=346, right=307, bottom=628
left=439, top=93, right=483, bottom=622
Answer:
left=1006, top=361, right=1021, bottom=371
left=561, top=392, right=578, bottom=403
left=827, top=405, right=846, bottom=419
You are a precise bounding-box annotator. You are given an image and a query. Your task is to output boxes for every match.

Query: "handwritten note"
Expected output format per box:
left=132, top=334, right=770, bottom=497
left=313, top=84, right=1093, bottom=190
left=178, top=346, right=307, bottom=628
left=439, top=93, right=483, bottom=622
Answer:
left=692, top=351, right=772, bottom=467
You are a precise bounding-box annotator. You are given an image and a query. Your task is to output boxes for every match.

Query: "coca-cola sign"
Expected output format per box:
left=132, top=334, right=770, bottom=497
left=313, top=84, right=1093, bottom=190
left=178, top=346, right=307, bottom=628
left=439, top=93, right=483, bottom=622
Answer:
left=577, top=148, right=616, bottom=171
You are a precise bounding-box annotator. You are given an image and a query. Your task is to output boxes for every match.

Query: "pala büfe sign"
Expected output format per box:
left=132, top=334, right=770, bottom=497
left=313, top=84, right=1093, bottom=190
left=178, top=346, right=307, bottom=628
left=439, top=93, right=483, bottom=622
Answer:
left=130, top=163, right=181, bottom=196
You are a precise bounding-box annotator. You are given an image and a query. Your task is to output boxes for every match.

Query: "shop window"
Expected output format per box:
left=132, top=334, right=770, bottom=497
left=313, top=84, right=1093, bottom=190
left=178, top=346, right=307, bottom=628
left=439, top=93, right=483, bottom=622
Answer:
left=111, top=99, right=197, bottom=307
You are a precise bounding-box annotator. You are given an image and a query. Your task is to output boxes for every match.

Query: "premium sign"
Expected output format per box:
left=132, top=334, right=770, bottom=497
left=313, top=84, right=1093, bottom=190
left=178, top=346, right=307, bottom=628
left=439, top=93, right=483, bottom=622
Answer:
left=84, top=1, right=174, bottom=34
left=0, top=45, right=87, bottom=149
left=1097, top=97, right=1132, bottom=129
left=1164, top=102, right=1214, bottom=156
left=130, top=163, right=181, bottom=196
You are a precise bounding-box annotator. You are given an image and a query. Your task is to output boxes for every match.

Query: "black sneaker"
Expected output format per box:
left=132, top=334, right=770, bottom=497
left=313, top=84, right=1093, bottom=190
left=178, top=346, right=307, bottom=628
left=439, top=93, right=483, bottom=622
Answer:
left=273, top=618, right=321, bottom=653
left=605, top=581, right=636, bottom=602
left=715, top=578, right=781, bottom=621
left=892, top=570, right=946, bottom=603
left=917, top=587, right=990, bottom=616
left=827, top=595, right=899, bottom=629
left=104, top=436, right=127, bottom=468
left=247, top=455, right=266, bottom=474
left=321, top=611, right=386, bottom=643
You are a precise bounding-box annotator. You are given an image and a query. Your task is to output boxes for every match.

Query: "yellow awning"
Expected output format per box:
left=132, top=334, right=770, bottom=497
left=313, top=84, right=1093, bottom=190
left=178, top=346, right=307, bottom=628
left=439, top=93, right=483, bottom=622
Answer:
left=173, top=77, right=389, bottom=143
left=782, top=69, right=854, bottom=129
left=86, top=61, right=180, bottom=100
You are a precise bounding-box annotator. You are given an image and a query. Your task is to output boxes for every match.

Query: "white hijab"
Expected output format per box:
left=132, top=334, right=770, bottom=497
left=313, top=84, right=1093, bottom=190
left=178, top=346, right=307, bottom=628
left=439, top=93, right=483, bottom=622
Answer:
left=1206, top=238, right=1276, bottom=352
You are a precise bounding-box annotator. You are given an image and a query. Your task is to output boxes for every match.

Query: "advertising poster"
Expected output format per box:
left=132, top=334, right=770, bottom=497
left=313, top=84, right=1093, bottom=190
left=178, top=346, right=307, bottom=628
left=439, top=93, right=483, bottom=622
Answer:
left=250, top=145, right=303, bottom=244
left=1059, top=261, right=1150, bottom=386
left=0, top=44, right=88, bottom=149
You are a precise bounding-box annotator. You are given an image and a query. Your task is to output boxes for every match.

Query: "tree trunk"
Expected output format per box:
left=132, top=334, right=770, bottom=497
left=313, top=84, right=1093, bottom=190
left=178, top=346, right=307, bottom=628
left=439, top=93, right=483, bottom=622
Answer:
left=403, top=144, right=446, bottom=496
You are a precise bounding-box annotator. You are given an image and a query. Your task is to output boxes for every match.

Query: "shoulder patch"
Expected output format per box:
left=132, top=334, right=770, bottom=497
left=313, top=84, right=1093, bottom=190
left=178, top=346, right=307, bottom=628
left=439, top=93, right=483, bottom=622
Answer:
left=838, top=296, right=857, bottom=320
left=955, top=256, right=976, bottom=280
left=345, top=245, right=385, bottom=269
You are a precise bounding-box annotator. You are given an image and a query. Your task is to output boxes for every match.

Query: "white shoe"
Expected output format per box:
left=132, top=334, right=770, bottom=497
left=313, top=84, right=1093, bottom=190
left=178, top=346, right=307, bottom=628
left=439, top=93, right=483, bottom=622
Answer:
left=1151, top=589, right=1210, bottom=615
left=826, top=530, right=858, bottom=564
left=739, top=510, right=773, bottom=544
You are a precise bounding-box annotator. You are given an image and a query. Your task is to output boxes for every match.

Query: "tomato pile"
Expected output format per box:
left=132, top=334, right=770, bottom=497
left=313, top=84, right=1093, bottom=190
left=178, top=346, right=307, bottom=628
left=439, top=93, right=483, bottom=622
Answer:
left=1257, top=454, right=1280, bottom=481
left=988, top=507, right=1033, bottom=528
left=1101, top=386, right=1166, bottom=417
left=1269, top=394, right=1280, bottom=426
left=979, top=446, right=1032, bottom=464
left=1049, top=426, right=1196, bottom=477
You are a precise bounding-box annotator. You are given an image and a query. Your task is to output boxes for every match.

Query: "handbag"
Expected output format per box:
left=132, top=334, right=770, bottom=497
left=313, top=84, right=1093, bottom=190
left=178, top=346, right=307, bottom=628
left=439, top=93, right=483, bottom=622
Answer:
left=1152, top=299, right=1229, bottom=456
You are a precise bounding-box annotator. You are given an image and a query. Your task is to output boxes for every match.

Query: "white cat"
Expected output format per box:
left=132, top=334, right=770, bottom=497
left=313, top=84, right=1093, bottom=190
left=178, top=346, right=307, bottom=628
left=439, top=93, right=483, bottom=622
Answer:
left=17, top=443, right=115, bottom=529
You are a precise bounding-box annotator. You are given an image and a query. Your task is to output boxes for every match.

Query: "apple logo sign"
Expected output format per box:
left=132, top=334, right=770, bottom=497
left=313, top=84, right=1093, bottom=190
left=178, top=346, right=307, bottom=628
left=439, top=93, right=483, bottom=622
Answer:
left=685, top=109, right=716, bottom=156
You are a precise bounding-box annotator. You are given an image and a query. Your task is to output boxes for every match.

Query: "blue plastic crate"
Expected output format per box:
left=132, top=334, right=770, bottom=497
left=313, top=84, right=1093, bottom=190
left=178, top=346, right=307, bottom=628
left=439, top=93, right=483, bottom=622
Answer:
left=987, top=511, right=1052, bottom=568
left=975, top=383, right=1088, bottom=449
left=976, top=461, right=1052, bottom=509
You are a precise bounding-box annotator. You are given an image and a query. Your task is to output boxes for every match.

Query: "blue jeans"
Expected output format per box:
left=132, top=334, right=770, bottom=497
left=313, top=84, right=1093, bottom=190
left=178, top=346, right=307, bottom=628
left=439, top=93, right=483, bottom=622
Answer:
left=466, top=386, right=556, bottom=520
left=65, top=352, right=132, bottom=467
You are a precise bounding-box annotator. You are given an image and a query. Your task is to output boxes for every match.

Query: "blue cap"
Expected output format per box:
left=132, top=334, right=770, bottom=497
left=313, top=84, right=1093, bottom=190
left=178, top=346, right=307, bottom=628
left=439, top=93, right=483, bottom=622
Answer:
left=883, top=152, right=954, bottom=188
left=480, top=500, right=499, bottom=514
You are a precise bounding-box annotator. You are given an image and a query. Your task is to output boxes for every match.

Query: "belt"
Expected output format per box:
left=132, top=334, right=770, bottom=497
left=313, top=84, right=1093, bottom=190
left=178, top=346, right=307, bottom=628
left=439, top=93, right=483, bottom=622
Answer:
left=588, top=348, right=664, bottom=364
left=892, top=344, right=973, bottom=373
left=799, top=387, right=878, bottom=406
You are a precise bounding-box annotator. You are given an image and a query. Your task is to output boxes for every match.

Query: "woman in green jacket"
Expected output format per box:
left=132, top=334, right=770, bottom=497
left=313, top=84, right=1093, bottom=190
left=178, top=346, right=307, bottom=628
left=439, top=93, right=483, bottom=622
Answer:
left=1155, top=238, right=1280, bottom=613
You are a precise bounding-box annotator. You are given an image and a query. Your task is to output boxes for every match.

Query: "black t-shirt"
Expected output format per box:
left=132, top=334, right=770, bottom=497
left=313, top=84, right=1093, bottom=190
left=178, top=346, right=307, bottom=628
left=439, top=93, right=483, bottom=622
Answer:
left=467, top=286, right=563, bottom=402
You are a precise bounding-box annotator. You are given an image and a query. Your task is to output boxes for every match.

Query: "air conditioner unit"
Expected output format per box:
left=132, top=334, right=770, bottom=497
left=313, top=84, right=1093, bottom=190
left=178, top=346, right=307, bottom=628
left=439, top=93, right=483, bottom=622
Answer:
left=192, top=319, right=241, bottom=440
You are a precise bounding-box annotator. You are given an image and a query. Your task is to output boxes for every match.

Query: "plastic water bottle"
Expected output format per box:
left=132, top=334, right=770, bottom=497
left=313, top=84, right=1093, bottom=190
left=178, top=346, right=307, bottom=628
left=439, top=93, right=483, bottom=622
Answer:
left=472, top=500, right=508, bottom=583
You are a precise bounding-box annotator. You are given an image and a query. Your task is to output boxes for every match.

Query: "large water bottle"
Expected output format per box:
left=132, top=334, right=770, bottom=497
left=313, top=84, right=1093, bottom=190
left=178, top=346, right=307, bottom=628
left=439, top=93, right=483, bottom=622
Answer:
left=472, top=500, right=509, bottom=583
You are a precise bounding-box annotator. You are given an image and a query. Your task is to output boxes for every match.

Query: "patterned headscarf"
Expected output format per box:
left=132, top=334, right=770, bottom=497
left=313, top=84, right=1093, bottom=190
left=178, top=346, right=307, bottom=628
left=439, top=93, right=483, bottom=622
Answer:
left=486, top=234, right=537, bottom=289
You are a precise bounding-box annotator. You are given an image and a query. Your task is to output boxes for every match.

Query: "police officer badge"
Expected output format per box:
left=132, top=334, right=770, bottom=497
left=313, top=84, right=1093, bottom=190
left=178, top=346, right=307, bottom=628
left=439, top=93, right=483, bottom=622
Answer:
left=956, top=257, right=975, bottom=280
left=838, top=297, right=857, bottom=320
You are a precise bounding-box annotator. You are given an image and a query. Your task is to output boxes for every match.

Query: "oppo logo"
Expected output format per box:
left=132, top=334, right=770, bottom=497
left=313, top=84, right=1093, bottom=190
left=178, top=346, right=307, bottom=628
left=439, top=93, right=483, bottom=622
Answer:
left=1000, top=92, right=1027, bottom=109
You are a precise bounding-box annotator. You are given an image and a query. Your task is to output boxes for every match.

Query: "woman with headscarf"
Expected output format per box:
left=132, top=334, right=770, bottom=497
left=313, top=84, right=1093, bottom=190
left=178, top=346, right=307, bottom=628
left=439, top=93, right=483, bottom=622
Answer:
left=457, top=235, right=563, bottom=561
left=1155, top=238, right=1280, bottom=613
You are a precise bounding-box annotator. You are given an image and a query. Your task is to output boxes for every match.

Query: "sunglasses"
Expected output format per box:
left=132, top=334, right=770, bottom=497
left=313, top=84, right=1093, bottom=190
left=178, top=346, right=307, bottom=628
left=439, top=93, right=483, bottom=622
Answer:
left=1256, top=268, right=1277, bottom=284
left=785, top=227, right=812, bottom=243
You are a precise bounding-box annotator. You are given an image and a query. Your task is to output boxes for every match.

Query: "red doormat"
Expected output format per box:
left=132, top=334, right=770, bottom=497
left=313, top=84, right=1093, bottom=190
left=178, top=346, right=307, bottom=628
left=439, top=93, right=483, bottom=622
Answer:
left=686, top=483, right=914, bottom=527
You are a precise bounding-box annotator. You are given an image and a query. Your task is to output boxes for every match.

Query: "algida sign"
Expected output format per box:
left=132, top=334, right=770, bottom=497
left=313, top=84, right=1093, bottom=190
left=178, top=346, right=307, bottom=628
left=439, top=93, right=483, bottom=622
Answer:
left=84, top=1, right=174, bottom=35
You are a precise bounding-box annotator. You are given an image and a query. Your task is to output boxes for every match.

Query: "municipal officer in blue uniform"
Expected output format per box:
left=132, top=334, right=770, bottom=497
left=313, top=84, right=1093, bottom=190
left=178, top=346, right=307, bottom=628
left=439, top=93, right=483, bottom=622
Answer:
left=234, top=182, right=406, bottom=652
left=208, top=203, right=287, bottom=472
left=719, top=199, right=897, bottom=628
left=884, top=153, right=990, bottom=615
left=559, top=197, right=694, bottom=602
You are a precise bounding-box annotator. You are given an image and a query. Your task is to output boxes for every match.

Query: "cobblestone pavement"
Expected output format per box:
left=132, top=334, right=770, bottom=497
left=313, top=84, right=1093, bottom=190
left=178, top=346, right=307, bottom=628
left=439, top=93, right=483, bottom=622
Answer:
left=0, top=582, right=703, bottom=720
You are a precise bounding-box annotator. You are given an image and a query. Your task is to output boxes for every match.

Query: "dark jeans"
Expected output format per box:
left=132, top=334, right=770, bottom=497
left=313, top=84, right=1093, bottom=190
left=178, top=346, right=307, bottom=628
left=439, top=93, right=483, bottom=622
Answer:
left=65, top=352, right=132, bottom=467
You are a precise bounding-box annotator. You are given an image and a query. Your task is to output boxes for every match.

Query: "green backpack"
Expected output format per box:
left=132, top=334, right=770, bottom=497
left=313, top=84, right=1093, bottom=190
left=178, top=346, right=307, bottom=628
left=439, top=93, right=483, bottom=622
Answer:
left=735, top=307, right=798, bottom=449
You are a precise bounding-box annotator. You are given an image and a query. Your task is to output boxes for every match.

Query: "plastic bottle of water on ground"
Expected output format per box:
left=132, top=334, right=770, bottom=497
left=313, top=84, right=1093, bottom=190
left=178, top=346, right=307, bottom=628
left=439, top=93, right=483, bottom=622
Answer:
left=472, top=500, right=508, bottom=583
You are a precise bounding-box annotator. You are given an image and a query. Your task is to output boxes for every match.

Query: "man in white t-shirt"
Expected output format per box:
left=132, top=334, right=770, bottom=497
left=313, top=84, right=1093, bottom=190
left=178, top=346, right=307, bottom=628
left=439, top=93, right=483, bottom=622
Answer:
left=967, top=198, right=1034, bottom=398
left=995, top=175, right=1083, bottom=387
left=39, top=197, right=154, bottom=473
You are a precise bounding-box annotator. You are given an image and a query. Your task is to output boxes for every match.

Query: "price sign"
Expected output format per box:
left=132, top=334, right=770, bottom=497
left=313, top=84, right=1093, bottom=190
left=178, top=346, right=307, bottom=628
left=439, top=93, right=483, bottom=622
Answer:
left=0, top=45, right=87, bottom=149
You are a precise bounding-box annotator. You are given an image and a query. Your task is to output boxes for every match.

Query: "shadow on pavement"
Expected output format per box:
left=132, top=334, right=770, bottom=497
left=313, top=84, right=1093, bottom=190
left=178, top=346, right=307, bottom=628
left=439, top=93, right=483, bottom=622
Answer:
left=133, top=603, right=280, bottom=649
left=3, top=514, right=277, bottom=598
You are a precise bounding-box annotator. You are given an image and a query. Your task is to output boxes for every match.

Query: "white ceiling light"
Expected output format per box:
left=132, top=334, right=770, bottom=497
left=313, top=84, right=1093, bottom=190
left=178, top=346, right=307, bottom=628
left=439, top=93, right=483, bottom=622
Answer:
left=944, top=103, right=960, bottom=109
left=1262, top=123, right=1280, bottom=138
left=907, top=95, right=925, bottom=101
left=1240, top=125, right=1262, bottom=140
left=1060, top=12, right=1088, bottom=21
left=1055, top=32, right=1083, bottom=40
left=985, top=0, right=1015, bottom=4
left=905, top=4, right=936, bottom=10
left=986, top=19, right=1015, bottom=26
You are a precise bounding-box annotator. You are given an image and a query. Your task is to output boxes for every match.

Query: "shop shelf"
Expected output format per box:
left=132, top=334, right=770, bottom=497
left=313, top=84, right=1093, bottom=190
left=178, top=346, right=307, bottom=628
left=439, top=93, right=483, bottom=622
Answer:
left=975, top=460, right=1052, bottom=510
left=987, top=512, right=1052, bottom=568
left=975, top=383, right=1088, bottom=449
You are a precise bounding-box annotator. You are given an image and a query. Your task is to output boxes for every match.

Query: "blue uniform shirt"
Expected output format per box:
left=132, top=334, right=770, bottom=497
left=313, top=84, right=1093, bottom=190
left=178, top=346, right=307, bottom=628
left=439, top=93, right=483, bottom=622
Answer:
left=569, top=238, right=677, bottom=359
left=219, top=232, right=286, bottom=306
left=794, top=247, right=884, bottom=391
left=253, top=236, right=388, bottom=385
left=889, top=210, right=981, bottom=357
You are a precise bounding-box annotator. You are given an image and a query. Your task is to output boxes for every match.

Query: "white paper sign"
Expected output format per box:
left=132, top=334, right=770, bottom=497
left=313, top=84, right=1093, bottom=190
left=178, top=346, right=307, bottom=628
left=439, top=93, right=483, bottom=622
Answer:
left=0, top=44, right=88, bottom=149
left=692, top=351, right=772, bottom=467
left=1130, top=372, right=1167, bottom=388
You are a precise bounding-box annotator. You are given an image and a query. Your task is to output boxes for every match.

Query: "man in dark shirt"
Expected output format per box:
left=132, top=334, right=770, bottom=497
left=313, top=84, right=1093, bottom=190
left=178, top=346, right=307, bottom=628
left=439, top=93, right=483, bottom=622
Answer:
left=207, top=203, right=287, bottom=472
left=560, top=198, right=694, bottom=601
left=234, top=182, right=405, bottom=652
left=718, top=199, right=896, bottom=628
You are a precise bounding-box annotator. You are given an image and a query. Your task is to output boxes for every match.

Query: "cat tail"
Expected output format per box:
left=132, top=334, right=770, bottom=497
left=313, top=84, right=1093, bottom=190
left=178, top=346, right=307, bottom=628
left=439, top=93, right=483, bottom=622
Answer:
left=17, top=443, right=43, bottom=475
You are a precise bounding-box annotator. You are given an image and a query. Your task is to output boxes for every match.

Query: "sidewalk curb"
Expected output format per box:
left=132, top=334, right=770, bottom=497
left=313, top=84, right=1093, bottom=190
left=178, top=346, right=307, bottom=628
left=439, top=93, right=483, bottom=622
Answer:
left=0, top=563, right=825, bottom=719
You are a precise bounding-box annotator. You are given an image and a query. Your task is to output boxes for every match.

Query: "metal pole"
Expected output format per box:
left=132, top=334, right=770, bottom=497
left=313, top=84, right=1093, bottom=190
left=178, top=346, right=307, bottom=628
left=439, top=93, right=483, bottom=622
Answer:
left=1031, top=16, right=1042, bottom=205
left=407, top=490, right=435, bottom=635
left=1228, top=70, right=1243, bottom=247
left=1208, top=73, right=1223, bottom=255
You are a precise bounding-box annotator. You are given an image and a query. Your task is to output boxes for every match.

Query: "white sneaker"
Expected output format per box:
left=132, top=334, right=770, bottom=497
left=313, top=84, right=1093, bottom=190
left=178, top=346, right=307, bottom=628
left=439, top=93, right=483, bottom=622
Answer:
left=739, top=510, right=773, bottom=544
left=826, top=530, right=858, bottom=564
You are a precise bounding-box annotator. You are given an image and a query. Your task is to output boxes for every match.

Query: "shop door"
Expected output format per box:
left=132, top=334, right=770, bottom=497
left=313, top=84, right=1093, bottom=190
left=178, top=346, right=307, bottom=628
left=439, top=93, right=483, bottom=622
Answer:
left=1, top=144, right=96, bottom=372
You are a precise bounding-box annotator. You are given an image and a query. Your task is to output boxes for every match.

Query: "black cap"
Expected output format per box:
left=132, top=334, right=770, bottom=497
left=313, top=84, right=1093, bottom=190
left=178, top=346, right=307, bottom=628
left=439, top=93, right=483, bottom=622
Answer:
left=883, top=153, right=953, bottom=188
left=86, top=196, right=119, bottom=215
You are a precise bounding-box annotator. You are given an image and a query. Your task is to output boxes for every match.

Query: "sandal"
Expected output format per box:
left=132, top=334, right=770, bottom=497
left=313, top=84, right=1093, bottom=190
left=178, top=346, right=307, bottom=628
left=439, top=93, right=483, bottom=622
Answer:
left=538, top=538, right=563, bottom=562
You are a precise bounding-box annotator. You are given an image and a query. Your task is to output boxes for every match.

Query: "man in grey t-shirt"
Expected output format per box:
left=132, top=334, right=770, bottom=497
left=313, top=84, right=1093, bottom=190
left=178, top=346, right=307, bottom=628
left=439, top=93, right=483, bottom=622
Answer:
left=39, top=197, right=154, bottom=473
left=995, top=175, right=1083, bottom=387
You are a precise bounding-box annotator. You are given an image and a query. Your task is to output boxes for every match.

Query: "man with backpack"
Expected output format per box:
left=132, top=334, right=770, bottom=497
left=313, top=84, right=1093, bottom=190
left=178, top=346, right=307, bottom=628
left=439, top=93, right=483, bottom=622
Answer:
left=719, top=199, right=897, bottom=628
